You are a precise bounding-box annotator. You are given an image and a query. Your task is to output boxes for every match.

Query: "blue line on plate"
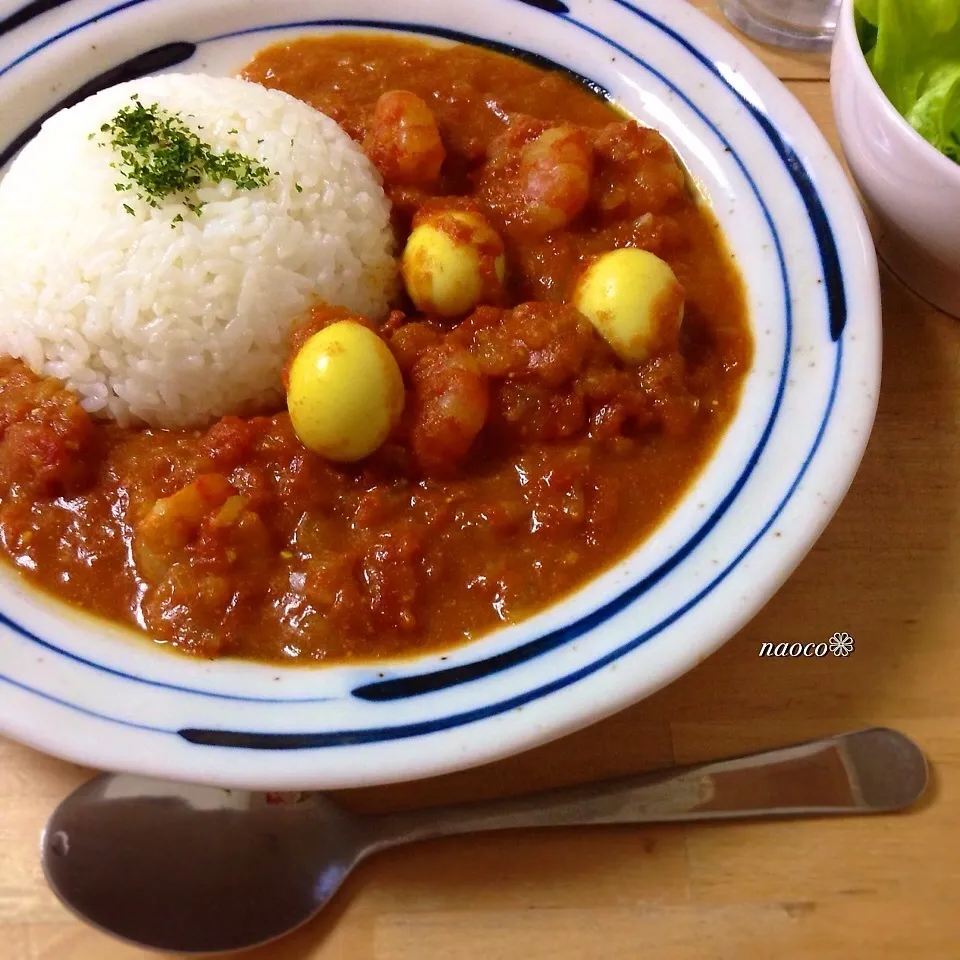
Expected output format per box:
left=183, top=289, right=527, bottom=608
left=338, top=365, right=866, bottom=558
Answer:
left=0, top=0, right=74, bottom=38
left=515, top=0, right=570, bottom=13
left=0, top=671, right=167, bottom=733
left=0, top=0, right=151, bottom=78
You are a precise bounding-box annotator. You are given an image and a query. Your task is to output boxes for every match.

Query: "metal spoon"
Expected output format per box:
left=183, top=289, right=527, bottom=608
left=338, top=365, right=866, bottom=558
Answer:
left=41, top=726, right=927, bottom=955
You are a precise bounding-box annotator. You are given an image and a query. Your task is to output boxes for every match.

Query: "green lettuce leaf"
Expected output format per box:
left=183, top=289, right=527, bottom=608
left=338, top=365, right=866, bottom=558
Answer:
left=907, top=62, right=960, bottom=161
left=853, top=0, right=960, bottom=165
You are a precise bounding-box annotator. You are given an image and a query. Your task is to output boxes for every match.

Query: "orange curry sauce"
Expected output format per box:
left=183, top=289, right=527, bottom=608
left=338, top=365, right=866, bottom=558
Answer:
left=0, top=36, right=752, bottom=662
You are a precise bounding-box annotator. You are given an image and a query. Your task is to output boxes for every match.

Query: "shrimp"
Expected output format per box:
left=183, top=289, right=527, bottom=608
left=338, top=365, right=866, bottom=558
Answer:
left=135, top=474, right=273, bottom=653
left=518, top=125, right=594, bottom=235
left=363, top=90, right=446, bottom=186
left=134, top=473, right=253, bottom=582
left=591, top=121, right=686, bottom=220
left=409, top=343, right=489, bottom=476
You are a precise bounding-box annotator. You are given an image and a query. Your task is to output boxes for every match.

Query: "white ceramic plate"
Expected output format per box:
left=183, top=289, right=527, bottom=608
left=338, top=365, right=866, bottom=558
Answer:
left=0, top=0, right=880, bottom=789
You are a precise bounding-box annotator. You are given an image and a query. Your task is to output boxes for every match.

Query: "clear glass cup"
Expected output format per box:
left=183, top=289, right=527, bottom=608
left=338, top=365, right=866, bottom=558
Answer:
left=716, top=0, right=841, bottom=51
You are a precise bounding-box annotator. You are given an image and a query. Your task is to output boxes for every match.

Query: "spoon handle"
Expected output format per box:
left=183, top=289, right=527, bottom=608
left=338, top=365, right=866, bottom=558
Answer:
left=371, top=728, right=927, bottom=846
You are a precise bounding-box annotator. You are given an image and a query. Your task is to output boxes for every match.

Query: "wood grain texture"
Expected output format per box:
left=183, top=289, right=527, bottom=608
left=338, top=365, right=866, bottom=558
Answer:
left=2, top=18, right=959, bottom=960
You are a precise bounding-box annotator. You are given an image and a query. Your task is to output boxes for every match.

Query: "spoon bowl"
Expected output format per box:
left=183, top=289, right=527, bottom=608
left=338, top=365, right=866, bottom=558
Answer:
left=43, top=780, right=368, bottom=953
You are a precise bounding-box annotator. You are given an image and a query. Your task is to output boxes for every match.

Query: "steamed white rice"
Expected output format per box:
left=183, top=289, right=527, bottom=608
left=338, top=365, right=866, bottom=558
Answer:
left=0, top=74, right=397, bottom=428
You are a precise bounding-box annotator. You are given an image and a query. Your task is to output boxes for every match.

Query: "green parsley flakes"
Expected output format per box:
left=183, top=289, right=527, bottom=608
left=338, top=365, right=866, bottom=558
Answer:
left=97, top=95, right=272, bottom=217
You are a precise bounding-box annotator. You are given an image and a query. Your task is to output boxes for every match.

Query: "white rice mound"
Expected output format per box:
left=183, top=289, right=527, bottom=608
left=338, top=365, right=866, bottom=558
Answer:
left=0, top=74, right=397, bottom=428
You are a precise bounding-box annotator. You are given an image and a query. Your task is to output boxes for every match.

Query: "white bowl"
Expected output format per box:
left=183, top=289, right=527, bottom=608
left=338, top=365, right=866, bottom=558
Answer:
left=831, top=0, right=960, bottom=317
left=0, top=0, right=881, bottom=790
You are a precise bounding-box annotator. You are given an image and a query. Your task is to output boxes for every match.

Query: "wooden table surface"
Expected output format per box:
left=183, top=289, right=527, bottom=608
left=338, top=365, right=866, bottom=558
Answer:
left=3, top=5, right=959, bottom=958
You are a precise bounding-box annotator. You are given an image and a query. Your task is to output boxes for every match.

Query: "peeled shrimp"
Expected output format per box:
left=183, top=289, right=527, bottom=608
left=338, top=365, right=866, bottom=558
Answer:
left=134, top=473, right=236, bottom=581
left=363, top=90, right=446, bottom=186
left=409, top=343, right=489, bottom=476
left=518, top=125, right=594, bottom=235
